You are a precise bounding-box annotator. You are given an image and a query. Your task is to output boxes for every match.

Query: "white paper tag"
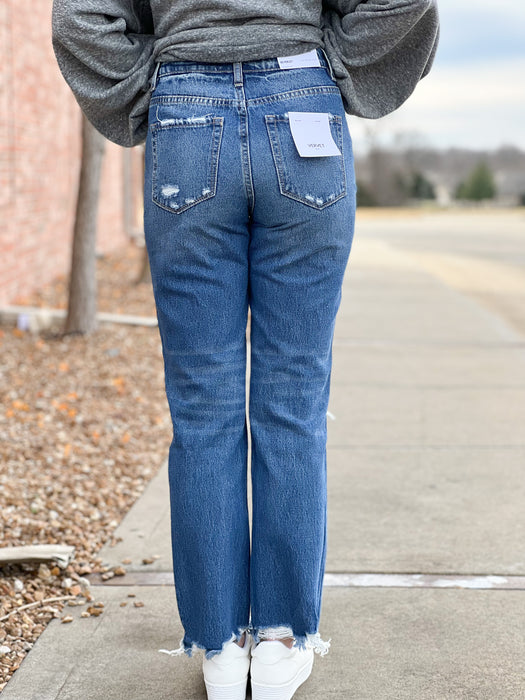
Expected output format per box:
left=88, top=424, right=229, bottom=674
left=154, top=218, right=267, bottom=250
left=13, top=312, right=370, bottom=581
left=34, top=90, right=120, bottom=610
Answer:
left=287, top=112, right=342, bottom=158
left=277, top=49, right=321, bottom=70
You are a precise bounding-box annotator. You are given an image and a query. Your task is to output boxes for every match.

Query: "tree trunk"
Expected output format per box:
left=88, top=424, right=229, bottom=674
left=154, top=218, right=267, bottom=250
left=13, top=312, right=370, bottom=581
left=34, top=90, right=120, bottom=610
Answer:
left=135, top=146, right=151, bottom=285
left=64, top=115, right=106, bottom=335
left=137, top=246, right=152, bottom=284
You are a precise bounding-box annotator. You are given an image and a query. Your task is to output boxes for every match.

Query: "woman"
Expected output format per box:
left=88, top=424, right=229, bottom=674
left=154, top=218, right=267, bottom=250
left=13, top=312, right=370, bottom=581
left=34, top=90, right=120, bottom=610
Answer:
left=52, top=2, right=439, bottom=699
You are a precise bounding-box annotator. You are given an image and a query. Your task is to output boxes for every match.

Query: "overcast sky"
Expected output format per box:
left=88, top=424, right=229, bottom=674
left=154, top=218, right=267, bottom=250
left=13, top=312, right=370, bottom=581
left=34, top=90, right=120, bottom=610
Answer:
left=349, top=0, right=525, bottom=154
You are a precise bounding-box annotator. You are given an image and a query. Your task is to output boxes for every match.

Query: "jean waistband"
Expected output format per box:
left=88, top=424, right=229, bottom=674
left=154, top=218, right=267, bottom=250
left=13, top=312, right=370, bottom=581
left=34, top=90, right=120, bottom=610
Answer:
left=156, top=47, right=332, bottom=80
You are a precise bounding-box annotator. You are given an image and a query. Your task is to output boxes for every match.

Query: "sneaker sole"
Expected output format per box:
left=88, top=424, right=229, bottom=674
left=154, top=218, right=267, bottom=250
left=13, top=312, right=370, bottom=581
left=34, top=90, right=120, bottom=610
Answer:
left=251, top=655, right=314, bottom=700
left=205, top=678, right=248, bottom=700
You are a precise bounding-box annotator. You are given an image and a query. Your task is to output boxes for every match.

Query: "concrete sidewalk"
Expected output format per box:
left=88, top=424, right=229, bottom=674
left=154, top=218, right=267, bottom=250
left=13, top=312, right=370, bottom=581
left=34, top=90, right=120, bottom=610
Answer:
left=3, top=209, right=525, bottom=699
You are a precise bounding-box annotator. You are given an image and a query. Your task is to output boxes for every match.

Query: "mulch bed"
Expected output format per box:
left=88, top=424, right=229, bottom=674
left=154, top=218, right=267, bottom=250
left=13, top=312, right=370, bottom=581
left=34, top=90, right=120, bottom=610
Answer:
left=0, top=243, right=172, bottom=691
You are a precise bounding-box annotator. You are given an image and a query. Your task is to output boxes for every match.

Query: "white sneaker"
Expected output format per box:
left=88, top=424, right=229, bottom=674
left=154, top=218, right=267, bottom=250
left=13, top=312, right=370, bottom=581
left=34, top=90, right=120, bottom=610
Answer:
left=250, top=640, right=314, bottom=700
left=202, top=632, right=253, bottom=700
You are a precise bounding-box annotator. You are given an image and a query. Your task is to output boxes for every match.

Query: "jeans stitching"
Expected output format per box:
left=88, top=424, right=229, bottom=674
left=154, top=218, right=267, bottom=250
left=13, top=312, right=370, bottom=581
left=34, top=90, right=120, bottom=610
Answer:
left=248, top=86, right=341, bottom=107
left=151, top=96, right=233, bottom=107
left=150, top=87, right=340, bottom=110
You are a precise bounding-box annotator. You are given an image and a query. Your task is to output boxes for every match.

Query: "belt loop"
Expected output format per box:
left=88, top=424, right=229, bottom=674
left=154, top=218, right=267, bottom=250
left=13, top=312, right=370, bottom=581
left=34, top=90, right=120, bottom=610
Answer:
left=319, top=47, right=335, bottom=81
left=233, top=61, right=243, bottom=86
left=149, top=61, right=161, bottom=93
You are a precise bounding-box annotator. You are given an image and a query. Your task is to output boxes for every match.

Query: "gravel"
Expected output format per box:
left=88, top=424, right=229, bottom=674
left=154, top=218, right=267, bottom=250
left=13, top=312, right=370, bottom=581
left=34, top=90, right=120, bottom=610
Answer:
left=0, top=243, right=171, bottom=691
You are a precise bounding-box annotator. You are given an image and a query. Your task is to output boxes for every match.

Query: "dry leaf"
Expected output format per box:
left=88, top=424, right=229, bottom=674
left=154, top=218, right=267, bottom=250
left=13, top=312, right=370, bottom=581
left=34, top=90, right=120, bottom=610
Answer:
left=0, top=242, right=167, bottom=691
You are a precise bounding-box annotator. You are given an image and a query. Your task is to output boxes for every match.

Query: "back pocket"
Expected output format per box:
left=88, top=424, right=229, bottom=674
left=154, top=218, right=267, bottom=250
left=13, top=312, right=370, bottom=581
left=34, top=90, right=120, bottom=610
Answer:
left=265, top=113, right=346, bottom=210
left=151, top=115, right=224, bottom=214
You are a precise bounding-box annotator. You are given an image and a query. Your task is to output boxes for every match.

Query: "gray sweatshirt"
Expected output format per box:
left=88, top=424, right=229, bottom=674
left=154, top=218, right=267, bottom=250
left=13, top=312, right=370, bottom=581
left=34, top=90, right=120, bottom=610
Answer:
left=51, top=0, right=439, bottom=147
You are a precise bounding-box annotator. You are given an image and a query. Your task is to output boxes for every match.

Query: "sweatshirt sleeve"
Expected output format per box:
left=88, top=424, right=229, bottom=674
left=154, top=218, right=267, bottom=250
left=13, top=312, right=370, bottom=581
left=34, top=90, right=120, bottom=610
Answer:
left=51, top=0, right=156, bottom=147
left=321, top=0, right=440, bottom=119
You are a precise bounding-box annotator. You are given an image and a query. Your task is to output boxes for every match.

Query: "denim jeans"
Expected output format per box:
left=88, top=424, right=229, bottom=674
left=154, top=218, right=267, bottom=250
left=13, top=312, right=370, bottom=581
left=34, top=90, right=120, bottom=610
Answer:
left=144, top=48, right=356, bottom=660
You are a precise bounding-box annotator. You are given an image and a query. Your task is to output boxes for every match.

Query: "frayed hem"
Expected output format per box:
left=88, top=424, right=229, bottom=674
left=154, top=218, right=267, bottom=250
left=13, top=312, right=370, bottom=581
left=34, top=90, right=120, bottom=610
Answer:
left=158, top=625, right=250, bottom=660
left=297, top=631, right=331, bottom=656
left=251, top=624, right=331, bottom=657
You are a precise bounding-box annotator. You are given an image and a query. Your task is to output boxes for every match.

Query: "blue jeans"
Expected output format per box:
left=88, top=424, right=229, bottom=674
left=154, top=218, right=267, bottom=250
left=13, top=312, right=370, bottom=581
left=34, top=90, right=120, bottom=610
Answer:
left=144, top=48, right=356, bottom=660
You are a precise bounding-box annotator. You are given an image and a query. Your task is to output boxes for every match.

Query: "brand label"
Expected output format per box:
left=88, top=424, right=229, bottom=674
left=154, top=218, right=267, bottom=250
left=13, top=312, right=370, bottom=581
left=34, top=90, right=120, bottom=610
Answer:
left=277, top=50, right=321, bottom=70
left=287, top=112, right=342, bottom=157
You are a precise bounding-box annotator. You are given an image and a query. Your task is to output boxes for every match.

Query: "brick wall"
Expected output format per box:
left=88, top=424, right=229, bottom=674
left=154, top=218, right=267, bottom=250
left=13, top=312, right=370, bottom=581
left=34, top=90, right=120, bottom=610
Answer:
left=0, top=1, right=139, bottom=306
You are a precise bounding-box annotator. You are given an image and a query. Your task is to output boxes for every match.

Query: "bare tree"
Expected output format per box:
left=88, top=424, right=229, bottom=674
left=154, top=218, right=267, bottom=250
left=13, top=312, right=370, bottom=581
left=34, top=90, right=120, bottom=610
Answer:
left=64, top=115, right=106, bottom=335
left=135, top=146, right=151, bottom=285
left=123, top=143, right=150, bottom=285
